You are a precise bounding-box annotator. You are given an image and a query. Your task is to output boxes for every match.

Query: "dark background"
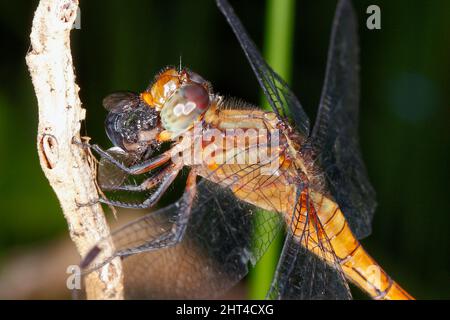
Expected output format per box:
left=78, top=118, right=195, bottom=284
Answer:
left=0, top=0, right=449, bottom=299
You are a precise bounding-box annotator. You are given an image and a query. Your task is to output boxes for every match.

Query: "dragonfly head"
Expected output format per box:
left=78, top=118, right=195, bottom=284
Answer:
left=140, top=67, right=213, bottom=141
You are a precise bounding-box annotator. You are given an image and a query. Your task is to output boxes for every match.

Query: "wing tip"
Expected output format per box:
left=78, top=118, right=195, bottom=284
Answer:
left=80, top=245, right=101, bottom=270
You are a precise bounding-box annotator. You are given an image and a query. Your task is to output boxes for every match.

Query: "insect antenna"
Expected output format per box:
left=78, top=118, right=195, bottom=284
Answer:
left=178, top=54, right=183, bottom=72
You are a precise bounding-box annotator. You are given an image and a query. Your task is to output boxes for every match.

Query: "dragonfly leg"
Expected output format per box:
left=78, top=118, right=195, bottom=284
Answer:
left=102, top=163, right=180, bottom=192
left=73, top=138, right=173, bottom=175
left=81, top=171, right=197, bottom=270
left=98, top=164, right=182, bottom=209
left=120, top=170, right=197, bottom=256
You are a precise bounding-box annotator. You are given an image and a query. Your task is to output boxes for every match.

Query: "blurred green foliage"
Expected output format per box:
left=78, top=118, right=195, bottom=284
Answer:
left=0, top=0, right=449, bottom=299
left=249, top=0, right=295, bottom=299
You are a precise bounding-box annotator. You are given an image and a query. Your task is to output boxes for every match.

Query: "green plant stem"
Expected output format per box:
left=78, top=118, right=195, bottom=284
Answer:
left=248, top=0, right=296, bottom=299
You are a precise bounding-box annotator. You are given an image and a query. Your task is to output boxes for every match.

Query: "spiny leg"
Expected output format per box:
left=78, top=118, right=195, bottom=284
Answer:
left=103, top=163, right=180, bottom=192
left=80, top=170, right=198, bottom=271
left=121, top=170, right=197, bottom=255
left=92, top=144, right=172, bottom=175
left=74, top=138, right=174, bottom=175
left=99, top=164, right=182, bottom=209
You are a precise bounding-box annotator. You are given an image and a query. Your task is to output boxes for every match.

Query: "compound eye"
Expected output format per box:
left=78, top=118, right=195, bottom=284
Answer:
left=187, top=71, right=207, bottom=85
left=181, top=83, right=209, bottom=111
left=160, top=83, right=210, bottom=135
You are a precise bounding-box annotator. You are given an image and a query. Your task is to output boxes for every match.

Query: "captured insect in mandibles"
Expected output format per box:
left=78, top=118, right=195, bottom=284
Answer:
left=78, top=0, right=414, bottom=300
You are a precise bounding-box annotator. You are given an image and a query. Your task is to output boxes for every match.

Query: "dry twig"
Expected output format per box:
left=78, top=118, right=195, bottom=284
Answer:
left=25, top=0, right=123, bottom=299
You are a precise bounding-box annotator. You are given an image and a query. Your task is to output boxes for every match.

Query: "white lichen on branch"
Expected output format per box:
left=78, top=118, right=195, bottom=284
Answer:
left=25, top=0, right=124, bottom=299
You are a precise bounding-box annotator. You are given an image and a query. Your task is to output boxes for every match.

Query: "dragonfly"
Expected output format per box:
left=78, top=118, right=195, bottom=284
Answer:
left=79, top=0, right=414, bottom=300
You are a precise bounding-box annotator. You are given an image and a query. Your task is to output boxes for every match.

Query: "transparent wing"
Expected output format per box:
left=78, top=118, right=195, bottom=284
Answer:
left=82, top=164, right=286, bottom=299
left=102, top=91, right=141, bottom=113
left=268, top=239, right=351, bottom=299
left=268, top=188, right=351, bottom=300
left=216, top=0, right=310, bottom=137
left=311, top=0, right=376, bottom=239
left=97, top=147, right=142, bottom=190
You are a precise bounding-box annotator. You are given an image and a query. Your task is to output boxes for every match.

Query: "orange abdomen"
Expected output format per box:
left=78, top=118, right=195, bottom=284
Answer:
left=194, top=120, right=413, bottom=300
left=308, top=192, right=414, bottom=300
